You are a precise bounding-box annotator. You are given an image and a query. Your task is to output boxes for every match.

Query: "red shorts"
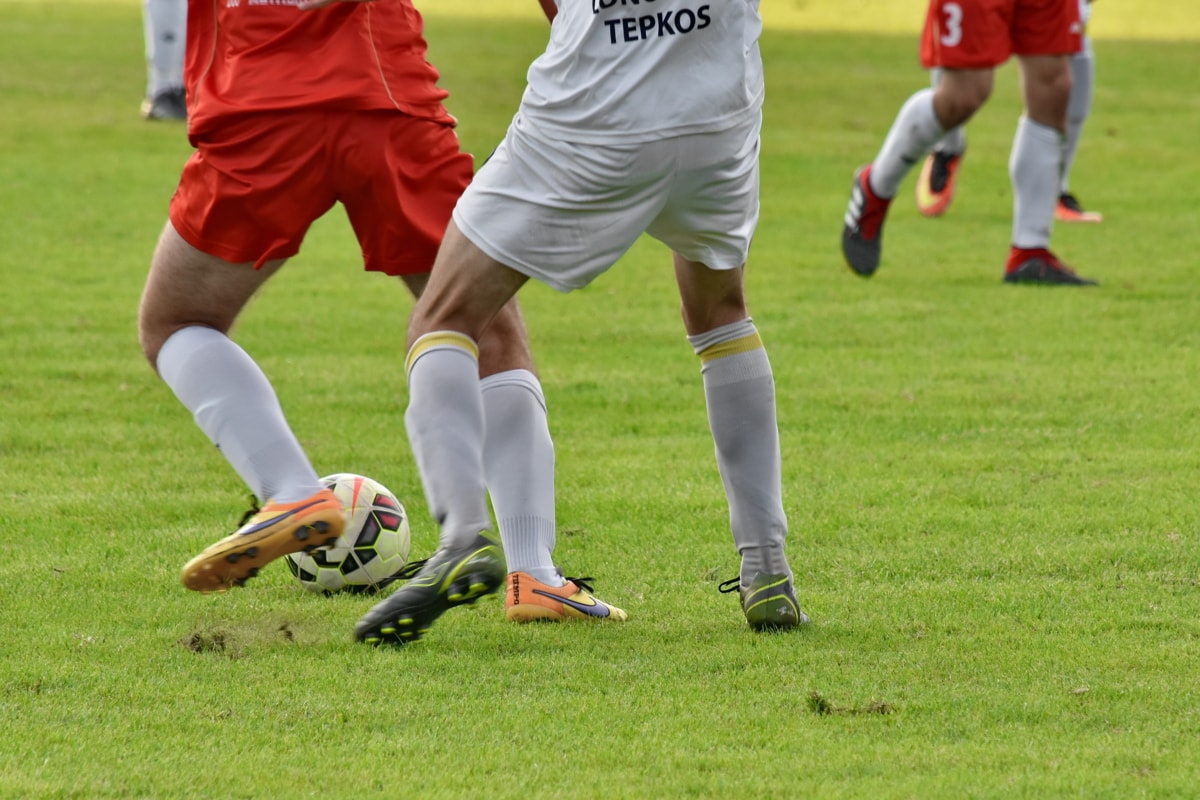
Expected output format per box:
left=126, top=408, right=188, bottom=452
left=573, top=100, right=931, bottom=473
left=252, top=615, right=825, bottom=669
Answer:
left=169, top=110, right=474, bottom=275
left=920, top=0, right=1082, bottom=69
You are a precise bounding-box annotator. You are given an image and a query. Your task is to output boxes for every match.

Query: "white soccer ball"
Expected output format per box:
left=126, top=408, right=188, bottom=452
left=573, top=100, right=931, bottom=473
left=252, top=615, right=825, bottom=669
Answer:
left=284, top=473, right=411, bottom=594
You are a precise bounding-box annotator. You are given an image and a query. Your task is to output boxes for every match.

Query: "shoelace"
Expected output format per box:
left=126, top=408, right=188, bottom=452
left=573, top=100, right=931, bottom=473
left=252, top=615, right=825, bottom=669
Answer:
left=717, top=577, right=741, bottom=594
left=563, top=576, right=597, bottom=593
left=370, top=557, right=429, bottom=592
left=237, top=495, right=261, bottom=527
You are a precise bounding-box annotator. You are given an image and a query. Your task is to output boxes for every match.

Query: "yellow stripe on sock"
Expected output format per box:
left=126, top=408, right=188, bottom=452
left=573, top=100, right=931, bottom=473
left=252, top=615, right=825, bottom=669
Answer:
left=698, top=332, right=763, bottom=364
left=405, top=331, right=479, bottom=375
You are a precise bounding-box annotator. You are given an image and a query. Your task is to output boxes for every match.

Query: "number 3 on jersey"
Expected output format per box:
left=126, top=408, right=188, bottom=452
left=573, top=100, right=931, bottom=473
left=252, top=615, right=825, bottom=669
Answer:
left=940, top=2, right=964, bottom=47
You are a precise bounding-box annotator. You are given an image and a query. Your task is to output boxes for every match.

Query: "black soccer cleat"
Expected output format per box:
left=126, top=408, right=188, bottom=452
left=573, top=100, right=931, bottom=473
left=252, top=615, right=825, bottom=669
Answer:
left=354, top=529, right=505, bottom=646
left=1003, top=253, right=1098, bottom=286
left=842, top=164, right=892, bottom=277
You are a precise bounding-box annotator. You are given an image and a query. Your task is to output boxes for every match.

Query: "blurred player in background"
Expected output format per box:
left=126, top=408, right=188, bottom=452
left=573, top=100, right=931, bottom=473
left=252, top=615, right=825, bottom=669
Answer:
left=842, top=0, right=1099, bottom=285
left=138, top=0, right=624, bottom=623
left=141, top=0, right=187, bottom=120
left=916, top=0, right=1101, bottom=223
left=337, top=0, right=810, bottom=646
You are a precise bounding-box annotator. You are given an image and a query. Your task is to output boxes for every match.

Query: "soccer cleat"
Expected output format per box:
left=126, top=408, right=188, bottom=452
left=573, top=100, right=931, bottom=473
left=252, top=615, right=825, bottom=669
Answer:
left=914, top=150, right=963, bottom=217
left=354, top=530, right=505, bottom=646
left=1054, top=192, right=1103, bottom=223
left=720, top=573, right=809, bottom=632
left=1003, top=248, right=1098, bottom=286
left=181, top=489, right=344, bottom=592
left=505, top=571, right=628, bottom=623
left=842, top=164, right=892, bottom=277
left=141, top=87, right=188, bottom=121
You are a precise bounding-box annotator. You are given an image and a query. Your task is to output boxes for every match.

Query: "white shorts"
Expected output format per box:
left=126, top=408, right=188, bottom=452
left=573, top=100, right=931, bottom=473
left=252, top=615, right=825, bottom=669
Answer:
left=452, top=114, right=761, bottom=292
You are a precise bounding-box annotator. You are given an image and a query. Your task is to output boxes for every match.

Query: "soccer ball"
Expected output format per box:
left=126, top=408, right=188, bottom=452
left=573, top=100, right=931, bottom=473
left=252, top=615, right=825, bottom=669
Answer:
left=284, top=473, right=411, bottom=594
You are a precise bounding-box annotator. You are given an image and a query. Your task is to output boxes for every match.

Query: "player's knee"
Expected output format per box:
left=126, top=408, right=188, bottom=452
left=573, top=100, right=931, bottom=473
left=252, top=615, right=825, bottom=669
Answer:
left=940, top=85, right=990, bottom=126
left=933, top=70, right=992, bottom=127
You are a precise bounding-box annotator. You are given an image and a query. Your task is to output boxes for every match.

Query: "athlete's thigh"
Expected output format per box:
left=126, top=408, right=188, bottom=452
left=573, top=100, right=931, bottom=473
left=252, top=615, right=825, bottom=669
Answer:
left=921, top=0, right=1015, bottom=69
left=337, top=112, right=474, bottom=277
left=170, top=111, right=337, bottom=268
left=648, top=117, right=760, bottom=273
left=139, top=221, right=285, bottom=361
left=408, top=220, right=529, bottom=347
left=1011, top=0, right=1080, bottom=56
left=451, top=117, right=672, bottom=293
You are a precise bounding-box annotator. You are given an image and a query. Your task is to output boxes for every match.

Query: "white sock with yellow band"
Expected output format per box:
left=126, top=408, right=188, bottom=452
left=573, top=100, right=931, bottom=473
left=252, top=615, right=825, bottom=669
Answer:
left=404, top=332, right=493, bottom=549
left=687, top=318, right=791, bottom=583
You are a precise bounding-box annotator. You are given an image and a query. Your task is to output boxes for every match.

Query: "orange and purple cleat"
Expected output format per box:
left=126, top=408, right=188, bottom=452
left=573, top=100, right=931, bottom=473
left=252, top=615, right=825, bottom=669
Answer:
left=506, top=571, right=628, bottom=623
left=915, top=150, right=963, bottom=218
left=181, top=488, right=344, bottom=592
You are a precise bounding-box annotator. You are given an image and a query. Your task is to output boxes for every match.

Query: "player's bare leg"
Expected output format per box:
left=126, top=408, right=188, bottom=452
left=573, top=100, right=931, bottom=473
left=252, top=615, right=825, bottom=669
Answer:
left=139, top=222, right=341, bottom=590
left=398, top=247, right=622, bottom=627
left=356, top=222, right=524, bottom=645
left=1004, top=55, right=1097, bottom=285
left=843, top=68, right=990, bottom=276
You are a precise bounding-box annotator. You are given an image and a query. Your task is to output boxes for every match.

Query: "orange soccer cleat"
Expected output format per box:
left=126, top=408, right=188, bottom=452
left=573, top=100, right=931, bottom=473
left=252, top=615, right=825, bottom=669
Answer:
left=505, top=571, right=628, bottom=623
left=915, top=150, right=963, bottom=218
left=181, top=489, right=344, bottom=592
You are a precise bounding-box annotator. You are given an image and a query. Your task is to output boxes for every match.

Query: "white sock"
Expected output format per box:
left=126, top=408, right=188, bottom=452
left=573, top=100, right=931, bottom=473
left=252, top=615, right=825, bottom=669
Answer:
left=404, top=333, right=493, bottom=550
left=687, top=319, right=790, bottom=584
left=481, top=369, right=561, bottom=586
left=1061, top=46, right=1094, bottom=194
left=871, top=88, right=946, bottom=198
left=156, top=326, right=323, bottom=503
left=1009, top=116, right=1063, bottom=249
left=143, top=0, right=185, bottom=96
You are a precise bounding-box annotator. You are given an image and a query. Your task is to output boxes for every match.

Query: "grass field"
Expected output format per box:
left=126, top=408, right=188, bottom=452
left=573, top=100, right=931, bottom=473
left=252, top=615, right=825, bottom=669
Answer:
left=3, top=1, right=1200, bottom=798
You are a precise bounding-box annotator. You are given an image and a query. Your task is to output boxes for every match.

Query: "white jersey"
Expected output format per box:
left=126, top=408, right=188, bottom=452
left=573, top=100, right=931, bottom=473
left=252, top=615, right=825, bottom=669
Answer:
left=520, top=0, right=764, bottom=144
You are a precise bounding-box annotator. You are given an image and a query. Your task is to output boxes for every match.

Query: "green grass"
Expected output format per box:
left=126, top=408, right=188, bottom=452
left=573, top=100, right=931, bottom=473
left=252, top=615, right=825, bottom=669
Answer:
left=3, top=1, right=1200, bottom=798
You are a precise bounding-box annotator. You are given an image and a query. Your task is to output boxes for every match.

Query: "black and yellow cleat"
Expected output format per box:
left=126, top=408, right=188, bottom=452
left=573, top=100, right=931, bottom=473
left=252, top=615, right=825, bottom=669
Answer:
left=720, top=573, right=810, bottom=632
left=355, top=530, right=505, bottom=646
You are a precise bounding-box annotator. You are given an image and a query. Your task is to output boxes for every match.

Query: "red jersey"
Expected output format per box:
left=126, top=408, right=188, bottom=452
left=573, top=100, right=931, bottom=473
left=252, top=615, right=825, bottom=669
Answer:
left=185, top=0, right=454, bottom=137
